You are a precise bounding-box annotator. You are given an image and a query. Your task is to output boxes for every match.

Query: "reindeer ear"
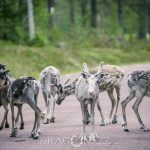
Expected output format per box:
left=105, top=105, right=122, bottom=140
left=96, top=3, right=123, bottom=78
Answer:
left=81, top=72, right=86, bottom=78
left=100, top=72, right=105, bottom=78
left=81, top=71, right=89, bottom=79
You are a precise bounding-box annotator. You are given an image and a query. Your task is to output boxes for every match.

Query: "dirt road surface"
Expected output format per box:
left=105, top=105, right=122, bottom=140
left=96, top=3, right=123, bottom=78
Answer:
left=0, top=63, right=150, bottom=150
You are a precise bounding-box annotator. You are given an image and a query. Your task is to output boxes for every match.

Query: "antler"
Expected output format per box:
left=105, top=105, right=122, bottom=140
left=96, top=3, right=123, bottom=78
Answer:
left=82, top=63, right=90, bottom=76
left=64, top=78, right=70, bottom=85
left=95, top=61, right=104, bottom=76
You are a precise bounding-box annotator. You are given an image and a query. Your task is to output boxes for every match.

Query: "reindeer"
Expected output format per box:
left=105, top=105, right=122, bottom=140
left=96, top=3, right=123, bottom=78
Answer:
left=8, top=76, right=41, bottom=139
left=121, top=70, right=150, bottom=132
left=0, top=65, right=24, bottom=131
left=39, top=66, right=60, bottom=123
left=56, top=62, right=124, bottom=125
left=75, top=63, right=100, bottom=141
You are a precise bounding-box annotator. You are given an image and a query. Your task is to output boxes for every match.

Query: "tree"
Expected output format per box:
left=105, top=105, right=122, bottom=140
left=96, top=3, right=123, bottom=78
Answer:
left=117, top=0, right=125, bottom=33
left=91, top=0, right=97, bottom=28
left=27, top=0, right=35, bottom=40
left=138, top=0, right=148, bottom=39
left=69, top=0, right=75, bottom=24
left=102, top=0, right=110, bottom=16
left=18, top=0, right=23, bottom=24
left=81, top=0, right=88, bottom=25
left=48, top=0, right=55, bottom=28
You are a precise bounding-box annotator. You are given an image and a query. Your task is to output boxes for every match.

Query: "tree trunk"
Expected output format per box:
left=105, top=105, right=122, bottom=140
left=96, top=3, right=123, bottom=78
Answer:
left=117, top=0, right=125, bottom=33
left=18, top=0, right=23, bottom=24
left=48, top=0, right=55, bottom=28
left=138, top=0, right=148, bottom=40
left=69, top=0, right=75, bottom=24
left=91, top=0, right=97, bottom=28
left=102, top=0, right=110, bottom=16
left=27, top=0, right=35, bottom=40
left=81, top=0, right=88, bottom=25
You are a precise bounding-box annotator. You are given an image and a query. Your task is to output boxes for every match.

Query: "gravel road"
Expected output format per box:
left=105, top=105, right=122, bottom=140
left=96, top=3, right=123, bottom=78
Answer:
left=0, top=63, right=150, bottom=150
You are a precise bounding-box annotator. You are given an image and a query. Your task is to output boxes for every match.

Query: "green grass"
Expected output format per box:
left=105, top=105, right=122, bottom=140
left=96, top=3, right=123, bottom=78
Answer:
left=0, top=42, right=149, bottom=78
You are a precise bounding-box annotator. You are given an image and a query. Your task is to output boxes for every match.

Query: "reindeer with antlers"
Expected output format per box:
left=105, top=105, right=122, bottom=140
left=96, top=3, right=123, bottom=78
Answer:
left=57, top=62, right=124, bottom=125
left=58, top=63, right=101, bottom=141
left=76, top=63, right=101, bottom=141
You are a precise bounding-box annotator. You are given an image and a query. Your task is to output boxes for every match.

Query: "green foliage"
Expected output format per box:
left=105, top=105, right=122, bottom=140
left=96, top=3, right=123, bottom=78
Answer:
left=1, top=0, right=148, bottom=46
left=0, top=0, right=149, bottom=78
left=0, top=41, right=149, bottom=78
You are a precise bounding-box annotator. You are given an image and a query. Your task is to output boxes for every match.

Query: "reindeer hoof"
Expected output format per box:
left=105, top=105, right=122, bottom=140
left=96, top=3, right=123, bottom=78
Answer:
left=86, top=121, right=90, bottom=125
left=20, top=123, right=24, bottom=130
left=124, top=129, right=129, bottom=132
left=5, top=124, right=9, bottom=128
left=80, top=135, right=87, bottom=142
left=100, top=122, right=106, bottom=126
left=44, top=118, right=50, bottom=124
left=10, top=132, right=17, bottom=137
left=33, top=135, right=39, bottom=139
left=50, top=117, right=55, bottom=123
left=112, top=119, right=117, bottom=124
left=10, top=127, right=18, bottom=137
left=0, top=126, right=3, bottom=130
left=140, top=127, right=150, bottom=132
left=10, top=134, right=16, bottom=137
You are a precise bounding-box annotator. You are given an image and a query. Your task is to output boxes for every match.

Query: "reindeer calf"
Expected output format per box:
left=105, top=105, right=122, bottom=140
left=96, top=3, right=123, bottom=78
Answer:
left=8, top=76, right=41, bottom=139
left=121, top=70, right=150, bottom=132
left=40, top=66, right=60, bottom=123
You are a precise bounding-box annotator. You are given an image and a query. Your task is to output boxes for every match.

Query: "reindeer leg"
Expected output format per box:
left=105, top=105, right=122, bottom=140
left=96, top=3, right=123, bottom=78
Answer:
left=0, top=100, right=9, bottom=130
left=0, top=105, right=9, bottom=130
left=49, top=94, right=56, bottom=123
left=132, top=91, right=149, bottom=132
left=18, top=105, right=24, bottom=130
left=14, top=105, right=20, bottom=132
left=107, top=89, right=116, bottom=124
left=3, top=100, right=9, bottom=128
left=10, top=102, right=17, bottom=137
left=89, top=101, right=98, bottom=141
left=112, top=86, right=120, bottom=124
left=85, top=104, right=90, bottom=124
left=121, top=90, right=135, bottom=132
left=25, top=95, right=41, bottom=139
left=97, top=99, right=105, bottom=126
left=41, top=91, right=48, bottom=120
left=45, top=93, right=51, bottom=124
left=80, top=103, right=87, bottom=142
left=5, top=107, right=9, bottom=128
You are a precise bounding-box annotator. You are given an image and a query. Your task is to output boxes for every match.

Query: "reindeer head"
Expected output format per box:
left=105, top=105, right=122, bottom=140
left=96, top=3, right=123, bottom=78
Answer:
left=56, top=78, right=71, bottom=105
left=56, top=83, right=66, bottom=105
left=0, top=69, right=10, bottom=86
left=80, top=63, right=102, bottom=98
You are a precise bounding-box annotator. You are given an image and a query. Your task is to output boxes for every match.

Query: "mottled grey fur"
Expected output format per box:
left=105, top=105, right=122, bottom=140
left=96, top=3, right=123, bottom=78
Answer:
left=76, top=63, right=100, bottom=141
left=121, top=70, right=150, bottom=132
left=57, top=62, right=124, bottom=125
left=8, top=76, right=41, bottom=139
left=39, top=66, right=60, bottom=123
left=0, top=67, right=24, bottom=131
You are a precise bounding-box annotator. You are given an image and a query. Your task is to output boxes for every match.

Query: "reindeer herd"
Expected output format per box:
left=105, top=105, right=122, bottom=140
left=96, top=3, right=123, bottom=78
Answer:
left=0, top=62, right=149, bottom=141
